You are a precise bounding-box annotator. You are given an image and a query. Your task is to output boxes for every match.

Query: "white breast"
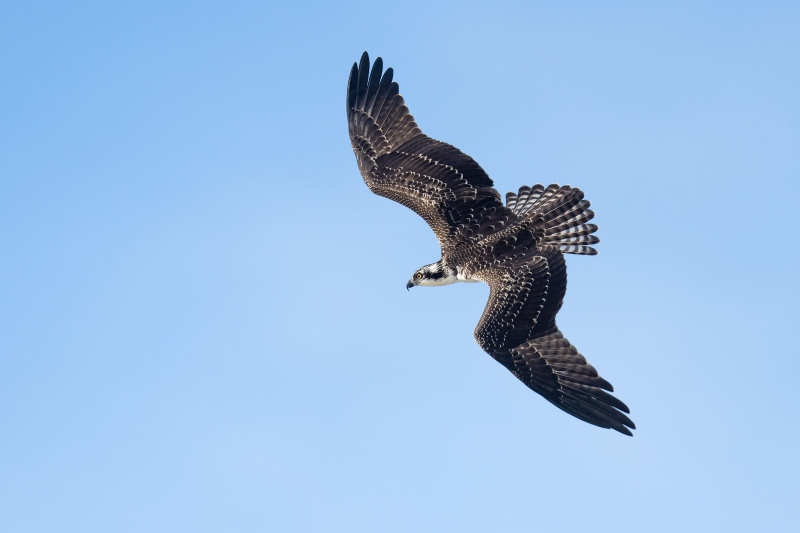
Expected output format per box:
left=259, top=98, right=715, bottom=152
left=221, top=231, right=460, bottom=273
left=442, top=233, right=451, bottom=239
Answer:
left=456, top=266, right=480, bottom=283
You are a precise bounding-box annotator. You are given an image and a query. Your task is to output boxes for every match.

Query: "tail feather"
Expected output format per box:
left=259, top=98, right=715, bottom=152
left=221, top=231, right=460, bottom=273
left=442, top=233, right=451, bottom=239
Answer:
left=506, top=184, right=547, bottom=216
left=546, top=198, right=589, bottom=230
left=505, top=184, right=600, bottom=255
left=550, top=209, right=595, bottom=233
left=549, top=223, right=598, bottom=239
left=543, top=234, right=600, bottom=246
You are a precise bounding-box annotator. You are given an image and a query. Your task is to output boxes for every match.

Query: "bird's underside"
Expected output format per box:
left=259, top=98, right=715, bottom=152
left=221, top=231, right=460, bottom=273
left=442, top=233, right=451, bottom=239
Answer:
left=347, top=52, right=635, bottom=436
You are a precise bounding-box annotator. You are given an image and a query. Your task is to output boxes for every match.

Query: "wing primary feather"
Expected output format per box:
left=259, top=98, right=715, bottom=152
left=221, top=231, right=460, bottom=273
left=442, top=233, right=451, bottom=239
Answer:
left=558, top=380, right=630, bottom=413
left=364, top=56, right=383, bottom=116
left=371, top=67, right=394, bottom=124
left=561, top=396, right=634, bottom=435
left=557, top=400, right=613, bottom=429
left=357, top=52, right=370, bottom=108
left=559, top=385, right=635, bottom=428
left=347, top=63, right=359, bottom=110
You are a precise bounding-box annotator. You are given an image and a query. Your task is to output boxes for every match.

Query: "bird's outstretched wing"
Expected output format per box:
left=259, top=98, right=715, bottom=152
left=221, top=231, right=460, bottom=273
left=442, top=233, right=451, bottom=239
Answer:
left=473, top=246, right=635, bottom=436
left=347, top=52, right=517, bottom=250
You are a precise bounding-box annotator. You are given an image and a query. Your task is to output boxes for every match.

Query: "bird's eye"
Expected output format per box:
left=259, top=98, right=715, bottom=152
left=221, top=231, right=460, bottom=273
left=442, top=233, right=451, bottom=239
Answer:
left=415, top=272, right=423, bottom=280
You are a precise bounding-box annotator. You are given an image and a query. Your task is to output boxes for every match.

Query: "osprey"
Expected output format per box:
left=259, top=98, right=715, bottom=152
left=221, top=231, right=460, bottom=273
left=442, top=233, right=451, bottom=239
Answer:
left=347, top=52, right=635, bottom=436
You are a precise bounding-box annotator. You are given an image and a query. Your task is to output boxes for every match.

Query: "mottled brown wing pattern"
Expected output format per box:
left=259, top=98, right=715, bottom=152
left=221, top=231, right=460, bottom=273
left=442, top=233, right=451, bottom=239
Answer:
left=509, top=330, right=635, bottom=435
left=347, top=52, right=517, bottom=250
left=368, top=141, right=518, bottom=247
left=473, top=246, right=566, bottom=352
left=347, top=52, right=634, bottom=435
left=347, top=53, right=421, bottom=177
left=473, top=246, right=634, bottom=435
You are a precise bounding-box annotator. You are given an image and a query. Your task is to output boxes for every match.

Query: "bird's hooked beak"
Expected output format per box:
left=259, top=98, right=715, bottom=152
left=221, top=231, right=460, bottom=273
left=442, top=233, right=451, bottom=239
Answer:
left=406, top=279, right=415, bottom=291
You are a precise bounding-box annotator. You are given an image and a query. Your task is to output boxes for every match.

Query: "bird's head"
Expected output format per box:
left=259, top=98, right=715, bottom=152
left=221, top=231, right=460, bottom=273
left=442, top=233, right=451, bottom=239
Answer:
left=406, top=261, right=457, bottom=290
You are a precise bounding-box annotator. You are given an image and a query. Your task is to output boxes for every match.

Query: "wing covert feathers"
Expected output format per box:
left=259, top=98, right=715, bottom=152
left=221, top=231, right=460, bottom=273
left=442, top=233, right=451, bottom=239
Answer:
left=510, top=330, right=635, bottom=436
left=475, top=246, right=634, bottom=435
left=347, top=52, right=517, bottom=249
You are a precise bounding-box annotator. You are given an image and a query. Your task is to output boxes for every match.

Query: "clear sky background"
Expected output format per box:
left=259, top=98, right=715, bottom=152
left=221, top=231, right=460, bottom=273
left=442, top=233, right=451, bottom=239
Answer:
left=2, top=1, right=799, bottom=532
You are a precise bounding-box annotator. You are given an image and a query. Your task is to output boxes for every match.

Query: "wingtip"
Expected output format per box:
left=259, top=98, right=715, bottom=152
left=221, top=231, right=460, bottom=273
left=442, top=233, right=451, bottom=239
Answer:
left=359, top=51, right=370, bottom=73
left=347, top=62, right=359, bottom=109
left=616, top=417, right=636, bottom=436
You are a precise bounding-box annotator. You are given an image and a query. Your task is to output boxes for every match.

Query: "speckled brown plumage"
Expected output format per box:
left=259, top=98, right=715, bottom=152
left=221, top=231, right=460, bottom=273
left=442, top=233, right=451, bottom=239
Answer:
left=347, top=52, right=634, bottom=436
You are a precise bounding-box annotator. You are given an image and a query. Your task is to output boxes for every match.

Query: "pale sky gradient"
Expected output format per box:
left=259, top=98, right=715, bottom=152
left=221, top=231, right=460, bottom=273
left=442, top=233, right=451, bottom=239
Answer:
left=2, top=1, right=799, bottom=532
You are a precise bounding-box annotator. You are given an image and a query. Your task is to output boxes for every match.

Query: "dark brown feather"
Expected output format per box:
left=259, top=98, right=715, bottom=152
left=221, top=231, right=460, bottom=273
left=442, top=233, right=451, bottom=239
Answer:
left=347, top=53, right=634, bottom=435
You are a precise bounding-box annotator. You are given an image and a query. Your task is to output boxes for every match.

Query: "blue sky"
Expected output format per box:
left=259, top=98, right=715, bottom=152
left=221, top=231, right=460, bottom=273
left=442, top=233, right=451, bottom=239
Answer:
left=2, top=1, right=799, bottom=531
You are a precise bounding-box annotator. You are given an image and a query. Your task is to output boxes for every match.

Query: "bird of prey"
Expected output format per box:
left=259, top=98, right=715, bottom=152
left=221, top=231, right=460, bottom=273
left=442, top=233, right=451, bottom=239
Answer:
left=346, top=52, right=635, bottom=436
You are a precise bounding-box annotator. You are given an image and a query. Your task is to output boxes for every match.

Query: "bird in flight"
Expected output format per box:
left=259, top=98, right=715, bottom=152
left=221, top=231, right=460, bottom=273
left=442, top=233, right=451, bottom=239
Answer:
left=346, top=52, right=635, bottom=436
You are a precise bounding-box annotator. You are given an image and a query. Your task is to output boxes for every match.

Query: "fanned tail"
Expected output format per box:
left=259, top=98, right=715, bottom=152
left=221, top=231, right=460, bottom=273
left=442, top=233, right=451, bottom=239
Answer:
left=506, top=184, right=599, bottom=255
